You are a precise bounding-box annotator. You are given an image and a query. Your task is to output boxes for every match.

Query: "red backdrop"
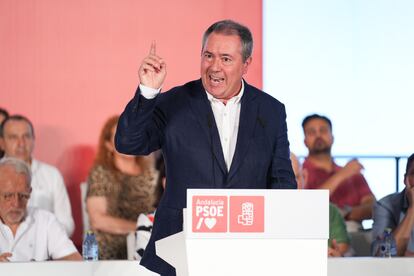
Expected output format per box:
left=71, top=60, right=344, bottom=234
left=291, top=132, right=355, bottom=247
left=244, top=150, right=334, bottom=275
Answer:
left=0, top=0, right=262, bottom=248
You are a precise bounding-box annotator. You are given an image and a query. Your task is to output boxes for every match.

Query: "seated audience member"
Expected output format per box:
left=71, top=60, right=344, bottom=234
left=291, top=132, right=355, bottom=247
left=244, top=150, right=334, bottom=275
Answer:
left=290, top=152, right=350, bottom=256
left=373, top=153, right=414, bottom=256
left=0, top=115, right=74, bottom=236
left=328, top=204, right=351, bottom=256
left=0, top=108, right=9, bottom=158
left=86, top=115, right=157, bottom=260
left=135, top=155, right=165, bottom=260
left=0, top=158, right=81, bottom=262
left=301, top=114, right=376, bottom=229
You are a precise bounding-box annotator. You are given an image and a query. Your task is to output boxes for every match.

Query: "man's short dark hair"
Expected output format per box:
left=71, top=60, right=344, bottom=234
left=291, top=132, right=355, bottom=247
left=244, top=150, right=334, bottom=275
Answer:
left=0, top=114, right=35, bottom=138
left=202, top=19, right=253, bottom=63
left=302, top=114, right=333, bottom=132
left=406, top=153, right=414, bottom=176
left=0, top=108, right=9, bottom=119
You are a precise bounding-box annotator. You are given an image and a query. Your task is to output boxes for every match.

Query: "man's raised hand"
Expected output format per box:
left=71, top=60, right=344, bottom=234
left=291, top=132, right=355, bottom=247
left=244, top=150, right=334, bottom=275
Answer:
left=138, top=41, right=167, bottom=89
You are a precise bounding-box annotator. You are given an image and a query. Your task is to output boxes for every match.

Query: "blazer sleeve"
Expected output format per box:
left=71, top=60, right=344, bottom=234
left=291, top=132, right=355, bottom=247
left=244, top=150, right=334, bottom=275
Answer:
left=269, top=103, right=297, bottom=189
left=115, top=86, right=165, bottom=155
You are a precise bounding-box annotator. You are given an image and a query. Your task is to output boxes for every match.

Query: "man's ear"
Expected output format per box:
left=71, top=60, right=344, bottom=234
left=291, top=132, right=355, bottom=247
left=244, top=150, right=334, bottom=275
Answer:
left=242, top=57, right=252, bottom=75
left=304, top=137, right=310, bottom=148
left=0, top=138, right=4, bottom=151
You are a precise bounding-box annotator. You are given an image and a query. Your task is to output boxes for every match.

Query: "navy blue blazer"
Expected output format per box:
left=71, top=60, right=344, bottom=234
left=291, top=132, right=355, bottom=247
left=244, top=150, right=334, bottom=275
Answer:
left=115, top=79, right=296, bottom=275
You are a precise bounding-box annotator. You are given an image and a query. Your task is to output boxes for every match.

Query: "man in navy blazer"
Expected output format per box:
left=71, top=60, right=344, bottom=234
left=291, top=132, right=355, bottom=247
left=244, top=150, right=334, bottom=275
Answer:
left=115, top=20, right=297, bottom=276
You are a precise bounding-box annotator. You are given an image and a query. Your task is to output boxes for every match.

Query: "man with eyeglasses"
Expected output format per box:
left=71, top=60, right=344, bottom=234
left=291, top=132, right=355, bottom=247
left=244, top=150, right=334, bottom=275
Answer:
left=372, top=153, right=414, bottom=256
left=0, top=158, right=81, bottom=262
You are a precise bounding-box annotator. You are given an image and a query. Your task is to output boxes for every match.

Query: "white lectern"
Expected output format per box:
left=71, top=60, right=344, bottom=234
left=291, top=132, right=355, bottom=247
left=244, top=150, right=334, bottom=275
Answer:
left=156, top=189, right=328, bottom=276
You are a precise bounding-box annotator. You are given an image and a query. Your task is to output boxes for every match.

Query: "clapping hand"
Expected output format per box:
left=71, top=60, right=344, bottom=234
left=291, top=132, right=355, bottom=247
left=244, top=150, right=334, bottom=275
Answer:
left=138, top=41, right=167, bottom=90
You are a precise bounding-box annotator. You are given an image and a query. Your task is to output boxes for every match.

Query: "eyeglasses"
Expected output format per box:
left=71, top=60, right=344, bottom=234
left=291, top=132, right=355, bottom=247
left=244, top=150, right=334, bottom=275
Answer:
left=0, top=192, right=31, bottom=202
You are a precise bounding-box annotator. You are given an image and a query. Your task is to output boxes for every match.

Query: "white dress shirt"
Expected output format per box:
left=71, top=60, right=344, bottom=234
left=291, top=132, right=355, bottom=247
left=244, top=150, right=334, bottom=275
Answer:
left=29, top=159, right=74, bottom=236
left=204, top=82, right=243, bottom=170
left=0, top=208, right=78, bottom=261
left=140, top=81, right=244, bottom=171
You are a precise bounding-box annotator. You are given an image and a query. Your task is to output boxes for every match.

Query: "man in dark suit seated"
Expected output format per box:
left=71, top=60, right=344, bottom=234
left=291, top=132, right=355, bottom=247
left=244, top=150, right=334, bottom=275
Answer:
left=115, top=19, right=297, bottom=276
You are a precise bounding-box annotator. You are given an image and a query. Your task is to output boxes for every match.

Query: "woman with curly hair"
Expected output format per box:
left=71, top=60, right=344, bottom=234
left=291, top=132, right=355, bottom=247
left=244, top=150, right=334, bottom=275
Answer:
left=86, top=115, right=157, bottom=259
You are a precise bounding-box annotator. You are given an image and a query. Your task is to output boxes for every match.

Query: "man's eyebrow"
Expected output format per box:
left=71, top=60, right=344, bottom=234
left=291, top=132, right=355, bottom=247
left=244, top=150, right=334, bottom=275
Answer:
left=202, top=50, right=232, bottom=56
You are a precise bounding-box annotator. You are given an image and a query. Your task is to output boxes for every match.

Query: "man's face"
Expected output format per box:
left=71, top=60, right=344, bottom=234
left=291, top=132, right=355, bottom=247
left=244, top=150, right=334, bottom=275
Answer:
left=0, top=166, right=31, bottom=227
left=200, top=32, right=251, bottom=103
left=0, top=120, right=34, bottom=163
left=405, top=161, right=414, bottom=189
left=304, top=118, right=333, bottom=155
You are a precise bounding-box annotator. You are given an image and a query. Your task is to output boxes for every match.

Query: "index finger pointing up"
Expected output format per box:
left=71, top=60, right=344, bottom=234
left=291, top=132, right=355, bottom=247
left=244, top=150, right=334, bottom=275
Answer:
left=150, top=41, right=156, bottom=55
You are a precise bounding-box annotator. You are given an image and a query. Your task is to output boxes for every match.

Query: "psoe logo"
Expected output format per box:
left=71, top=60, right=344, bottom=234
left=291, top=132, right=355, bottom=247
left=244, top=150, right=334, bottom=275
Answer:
left=230, top=196, right=264, bottom=233
left=192, top=196, right=227, bottom=232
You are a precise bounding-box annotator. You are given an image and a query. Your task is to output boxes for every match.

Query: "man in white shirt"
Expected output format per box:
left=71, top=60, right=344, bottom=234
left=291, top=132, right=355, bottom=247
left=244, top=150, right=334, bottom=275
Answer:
left=0, top=115, right=74, bottom=236
left=0, top=158, right=81, bottom=262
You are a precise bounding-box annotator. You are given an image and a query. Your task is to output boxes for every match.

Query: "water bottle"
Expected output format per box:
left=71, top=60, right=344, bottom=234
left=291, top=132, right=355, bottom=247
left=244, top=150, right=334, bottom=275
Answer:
left=372, top=228, right=397, bottom=257
left=83, top=230, right=99, bottom=261
left=381, top=228, right=397, bottom=257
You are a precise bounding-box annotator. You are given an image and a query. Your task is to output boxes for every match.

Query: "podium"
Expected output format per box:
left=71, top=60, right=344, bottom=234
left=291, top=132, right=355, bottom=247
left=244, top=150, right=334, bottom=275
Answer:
left=156, top=189, right=329, bottom=276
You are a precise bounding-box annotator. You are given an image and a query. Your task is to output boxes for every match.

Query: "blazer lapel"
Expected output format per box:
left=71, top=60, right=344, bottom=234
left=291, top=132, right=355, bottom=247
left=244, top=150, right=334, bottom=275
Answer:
left=188, top=80, right=227, bottom=176
left=228, top=82, right=259, bottom=182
